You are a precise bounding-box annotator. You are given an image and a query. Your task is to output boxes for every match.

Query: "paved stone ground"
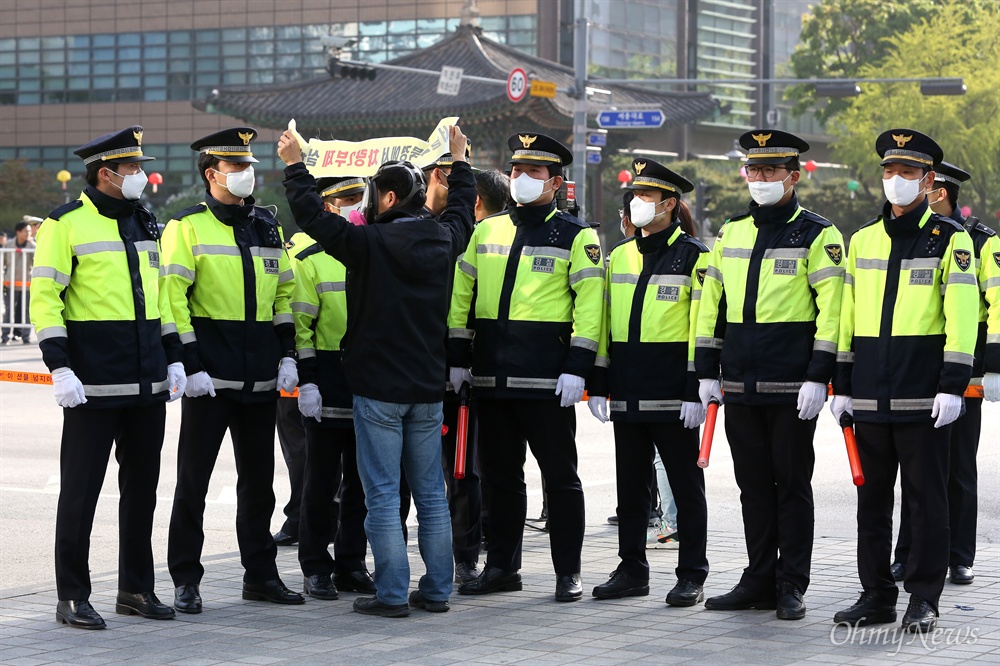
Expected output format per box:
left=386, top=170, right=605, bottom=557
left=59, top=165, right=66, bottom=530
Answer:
left=1, top=527, right=997, bottom=665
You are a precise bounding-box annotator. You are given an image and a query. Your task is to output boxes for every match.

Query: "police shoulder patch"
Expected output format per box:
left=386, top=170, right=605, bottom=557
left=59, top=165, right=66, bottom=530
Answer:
left=954, top=249, right=972, bottom=272
left=584, top=244, right=601, bottom=265
left=696, top=268, right=707, bottom=286
left=824, top=244, right=843, bottom=265
left=994, top=251, right=1000, bottom=269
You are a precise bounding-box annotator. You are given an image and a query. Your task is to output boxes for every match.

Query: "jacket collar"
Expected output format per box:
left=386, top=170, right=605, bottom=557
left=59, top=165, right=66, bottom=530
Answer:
left=882, top=198, right=931, bottom=238
left=84, top=185, right=141, bottom=220
left=509, top=200, right=557, bottom=227
left=749, top=191, right=800, bottom=226
left=635, top=222, right=682, bottom=254
left=205, top=192, right=257, bottom=227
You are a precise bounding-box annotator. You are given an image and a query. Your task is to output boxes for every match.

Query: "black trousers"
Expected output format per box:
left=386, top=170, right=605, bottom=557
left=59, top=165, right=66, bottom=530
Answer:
left=477, top=398, right=585, bottom=576
left=895, top=398, right=980, bottom=568
left=298, top=424, right=368, bottom=576
left=441, top=399, right=483, bottom=564
left=275, top=397, right=306, bottom=538
left=857, top=420, right=950, bottom=611
left=55, top=403, right=165, bottom=600
left=168, top=395, right=279, bottom=585
left=613, top=420, right=708, bottom=584
left=725, top=403, right=816, bottom=595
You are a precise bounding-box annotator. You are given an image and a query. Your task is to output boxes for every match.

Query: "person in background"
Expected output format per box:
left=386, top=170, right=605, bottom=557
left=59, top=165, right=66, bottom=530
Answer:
left=2, top=220, right=35, bottom=344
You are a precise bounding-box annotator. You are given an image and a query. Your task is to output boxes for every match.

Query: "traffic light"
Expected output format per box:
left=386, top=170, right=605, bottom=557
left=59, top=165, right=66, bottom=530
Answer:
left=326, top=59, right=377, bottom=81
left=695, top=181, right=714, bottom=237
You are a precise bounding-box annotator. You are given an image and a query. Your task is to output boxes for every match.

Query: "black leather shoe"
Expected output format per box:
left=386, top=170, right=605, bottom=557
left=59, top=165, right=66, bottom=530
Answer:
left=303, top=574, right=339, bottom=600
left=607, top=514, right=619, bottom=525
left=352, top=595, right=410, bottom=618
left=115, top=592, right=175, bottom=619
left=833, top=590, right=897, bottom=626
left=666, top=579, right=703, bottom=607
left=705, top=585, right=776, bottom=611
left=901, top=595, right=937, bottom=633
left=408, top=590, right=449, bottom=613
left=775, top=582, right=806, bottom=620
left=458, top=566, right=522, bottom=595
left=272, top=530, right=297, bottom=546
left=174, top=584, right=202, bottom=614
left=950, top=565, right=974, bottom=585
left=455, top=562, right=481, bottom=585
left=334, top=570, right=376, bottom=594
left=592, top=570, right=649, bottom=600
left=55, top=600, right=106, bottom=629
left=242, top=579, right=305, bottom=605
left=555, top=573, right=583, bottom=602
left=890, top=561, right=905, bottom=581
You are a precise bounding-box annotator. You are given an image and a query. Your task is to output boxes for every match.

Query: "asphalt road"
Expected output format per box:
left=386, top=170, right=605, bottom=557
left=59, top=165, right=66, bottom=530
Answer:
left=1, top=342, right=998, bottom=592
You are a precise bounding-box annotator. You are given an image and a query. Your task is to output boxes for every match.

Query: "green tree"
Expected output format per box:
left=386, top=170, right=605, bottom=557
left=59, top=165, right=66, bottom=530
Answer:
left=0, top=160, right=66, bottom=233
left=787, top=0, right=938, bottom=123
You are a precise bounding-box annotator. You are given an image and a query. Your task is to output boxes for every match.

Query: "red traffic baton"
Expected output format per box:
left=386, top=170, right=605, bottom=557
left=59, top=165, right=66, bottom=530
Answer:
left=697, top=397, right=721, bottom=469
left=454, top=384, right=471, bottom=480
left=839, top=412, right=865, bottom=486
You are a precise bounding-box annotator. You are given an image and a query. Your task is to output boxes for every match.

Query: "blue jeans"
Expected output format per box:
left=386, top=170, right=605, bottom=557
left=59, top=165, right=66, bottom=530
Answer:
left=353, top=396, right=453, bottom=605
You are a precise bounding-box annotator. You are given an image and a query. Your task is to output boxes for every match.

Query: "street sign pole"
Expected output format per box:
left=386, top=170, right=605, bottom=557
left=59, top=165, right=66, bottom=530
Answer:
left=572, top=2, right=589, bottom=222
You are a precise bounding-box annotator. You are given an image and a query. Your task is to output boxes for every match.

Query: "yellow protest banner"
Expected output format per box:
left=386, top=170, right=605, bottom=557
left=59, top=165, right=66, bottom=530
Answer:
left=287, top=117, right=459, bottom=177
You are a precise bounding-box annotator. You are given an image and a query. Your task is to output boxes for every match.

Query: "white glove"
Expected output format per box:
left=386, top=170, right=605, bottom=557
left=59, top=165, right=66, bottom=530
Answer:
left=277, top=357, right=298, bottom=393
left=184, top=371, right=216, bottom=398
left=680, top=401, right=706, bottom=429
left=555, top=373, right=585, bottom=408
left=983, top=373, right=1000, bottom=402
left=931, top=392, right=962, bottom=428
left=698, top=378, right=722, bottom=409
left=588, top=396, right=608, bottom=423
left=796, top=381, right=827, bottom=421
left=51, top=367, right=87, bottom=408
left=830, top=395, right=853, bottom=426
left=167, top=362, right=186, bottom=402
left=449, top=367, right=472, bottom=394
left=297, top=383, right=323, bottom=422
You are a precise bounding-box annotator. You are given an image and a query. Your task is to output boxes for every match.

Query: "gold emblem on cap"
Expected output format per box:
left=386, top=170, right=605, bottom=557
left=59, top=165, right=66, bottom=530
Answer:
left=133, top=130, right=143, bottom=146
left=892, top=133, right=913, bottom=148
left=238, top=131, right=255, bottom=146
left=751, top=132, right=772, bottom=147
left=519, top=134, right=537, bottom=149
left=634, top=161, right=647, bottom=175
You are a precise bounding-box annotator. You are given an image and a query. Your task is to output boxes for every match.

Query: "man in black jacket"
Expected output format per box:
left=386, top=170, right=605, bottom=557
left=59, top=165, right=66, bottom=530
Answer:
left=278, top=126, right=475, bottom=617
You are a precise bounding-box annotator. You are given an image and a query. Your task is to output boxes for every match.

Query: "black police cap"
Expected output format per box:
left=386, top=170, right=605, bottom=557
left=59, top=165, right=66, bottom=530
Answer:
left=316, top=176, right=366, bottom=199
left=626, top=158, right=694, bottom=196
left=190, top=127, right=259, bottom=163
left=507, top=132, right=573, bottom=167
left=933, top=161, right=970, bottom=188
left=73, top=126, right=155, bottom=165
left=739, top=129, right=809, bottom=166
left=423, top=142, right=472, bottom=170
left=876, top=129, right=942, bottom=169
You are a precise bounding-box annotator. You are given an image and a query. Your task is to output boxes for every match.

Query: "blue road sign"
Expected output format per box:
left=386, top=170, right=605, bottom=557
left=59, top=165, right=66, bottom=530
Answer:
left=586, top=151, right=602, bottom=165
left=586, top=132, right=607, bottom=147
left=597, top=109, right=665, bottom=129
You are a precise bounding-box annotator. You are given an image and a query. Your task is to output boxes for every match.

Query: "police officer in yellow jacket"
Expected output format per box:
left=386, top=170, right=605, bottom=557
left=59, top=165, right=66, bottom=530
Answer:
left=586, top=159, right=711, bottom=607
left=290, top=176, right=375, bottom=600
left=161, top=128, right=304, bottom=612
left=31, top=127, right=184, bottom=629
left=448, top=133, right=604, bottom=602
left=831, top=130, right=979, bottom=633
left=892, top=162, right=1000, bottom=586
left=697, top=130, right=845, bottom=620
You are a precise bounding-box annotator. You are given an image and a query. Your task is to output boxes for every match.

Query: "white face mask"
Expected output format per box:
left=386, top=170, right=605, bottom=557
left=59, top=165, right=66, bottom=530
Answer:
left=108, top=169, right=148, bottom=201
left=510, top=173, right=553, bottom=205
left=747, top=172, right=791, bottom=206
left=882, top=174, right=924, bottom=207
left=339, top=201, right=363, bottom=217
left=214, top=166, right=255, bottom=199
left=629, top=196, right=666, bottom=228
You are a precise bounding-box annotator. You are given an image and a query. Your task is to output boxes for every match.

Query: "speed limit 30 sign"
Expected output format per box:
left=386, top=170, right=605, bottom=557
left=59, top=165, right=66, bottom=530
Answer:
left=507, top=67, right=528, bottom=103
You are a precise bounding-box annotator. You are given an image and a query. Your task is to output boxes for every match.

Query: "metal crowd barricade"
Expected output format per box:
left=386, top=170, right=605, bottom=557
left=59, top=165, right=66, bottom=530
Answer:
left=0, top=246, right=35, bottom=343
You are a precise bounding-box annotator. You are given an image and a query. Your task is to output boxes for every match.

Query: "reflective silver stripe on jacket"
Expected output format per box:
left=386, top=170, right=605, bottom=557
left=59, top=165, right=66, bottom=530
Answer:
left=722, top=247, right=752, bottom=259
left=989, top=334, right=1000, bottom=344
left=704, top=266, right=724, bottom=283
left=278, top=269, right=295, bottom=284
left=521, top=246, right=571, bottom=260
left=477, top=243, right=511, bottom=256
left=901, top=258, right=941, bottom=270
left=152, top=379, right=171, bottom=394
left=472, top=376, right=496, bottom=388
left=298, top=347, right=316, bottom=359
left=696, top=336, right=723, bottom=349
left=638, top=400, right=682, bottom=411
left=161, top=322, right=178, bottom=336
left=254, top=380, right=278, bottom=392
left=179, top=331, right=197, bottom=344
left=853, top=399, right=878, bottom=411
left=316, top=281, right=346, bottom=294
left=82, top=383, right=140, bottom=396
left=569, top=267, right=604, bottom=285
left=813, top=340, right=837, bottom=354
left=808, top=266, right=846, bottom=284
left=134, top=240, right=159, bottom=253
left=164, top=264, right=196, bottom=281
left=321, top=407, right=354, bottom=419
left=943, top=352, right=974, bottom=366
left=836, top=351, right=854, bottom=363
left=594, top=355, right=609, bottom=368
left=31, top=266, right=71, bottom=286
left=982, top=277, right=1000, bottom=290
left=36, top=326, right=67, bottom=341
left=458, top=259, right=477, bottom=278
left=449, top=328, right=475, bottom=339
left=192, top=244, right=241, bottom=257
left=687, top=361, right=695, bottom=372
left=273, top=313, right=293, bottom=325
left=844, top=273, right=854, bottom=287
left=251, top=246, right=283, bottom=258
left=946, top=272, right=977, bottom=286
left=721, top=380, right=743, bottom=393
left=890, top=398, right=935, bottom=411
left=507, top=377, right=558, bottom=390
left=856, top=258, right=890, bottom=271
left=211, top=378, right=244, bottom=391
left=609, top=400, right=627, bottom=412
left=291, top=302, right=319, bottom=317
left=756, top=381, right=802, bottom=393
left=611, top=273, right=639, bottom=284
left=570, top=336, right=598, bottom=352
left=763, top=248, right=808, bottom=260
left=74, top=241, right=126, bottom=256
left=648, top=274, right=691, bottom=287
left=691, top=291, right=702, bottom=300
